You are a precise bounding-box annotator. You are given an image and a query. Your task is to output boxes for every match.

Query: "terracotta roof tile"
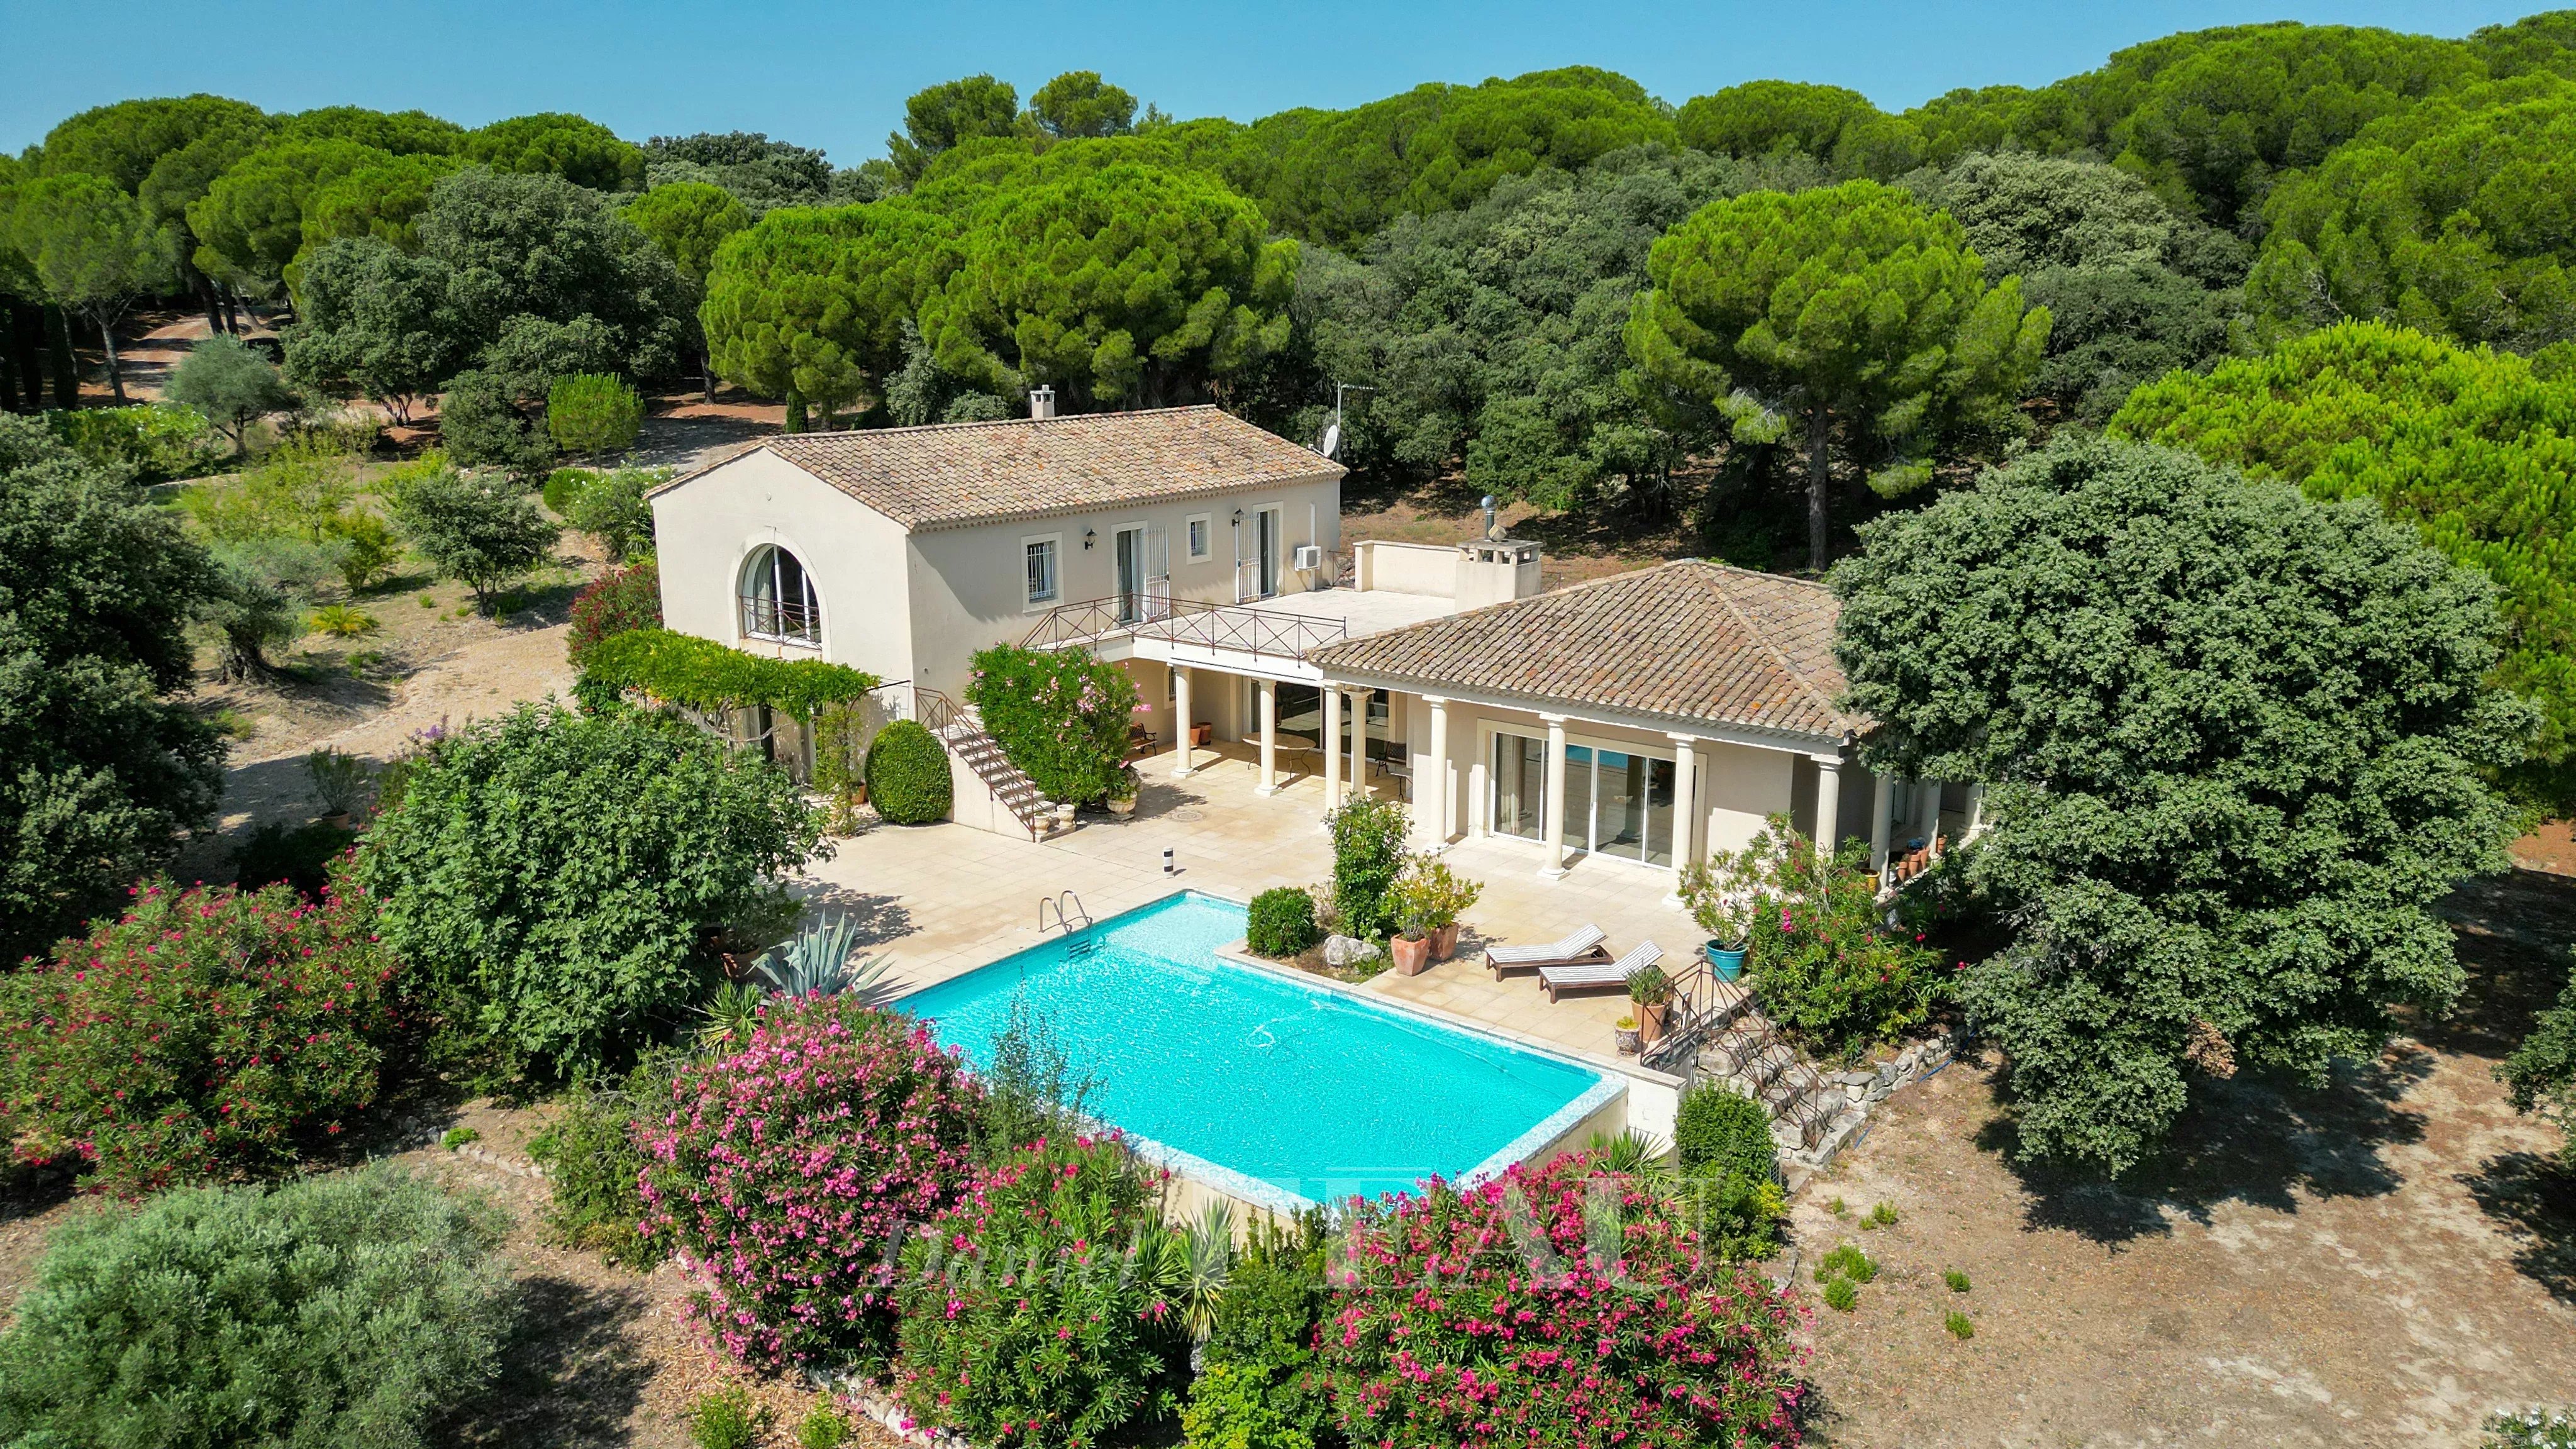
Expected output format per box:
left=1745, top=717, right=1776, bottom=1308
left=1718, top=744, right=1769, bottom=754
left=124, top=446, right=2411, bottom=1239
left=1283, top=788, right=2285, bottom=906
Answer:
left=1307, top=560, right=1858, bottom=742
left=657, top=406, right=1340, bottom=531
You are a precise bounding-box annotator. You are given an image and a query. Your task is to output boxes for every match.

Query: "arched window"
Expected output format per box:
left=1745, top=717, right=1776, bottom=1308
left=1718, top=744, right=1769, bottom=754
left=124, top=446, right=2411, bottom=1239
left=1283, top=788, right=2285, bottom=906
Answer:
left=739, top=544, right=821, bottom=647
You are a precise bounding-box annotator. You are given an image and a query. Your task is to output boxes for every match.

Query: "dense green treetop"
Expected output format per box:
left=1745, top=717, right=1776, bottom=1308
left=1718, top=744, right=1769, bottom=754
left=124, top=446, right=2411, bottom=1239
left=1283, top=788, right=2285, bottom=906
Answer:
left=32, top=95, right=268, bottom=193
left=410, top=167, right=688, bottom=376
left=461, top=111, right=645, bottom=191
left=623, top=180, right=751, bottom=284
left=2467, top=9, right=2576, bottom=77
left=2112, top=320, right=2576, bottom=808
left=1833, top=435, right=2528, bottom=1174
left=299, top=151, right=470, bottom=255
left=274, top=104, right=467, bottom=155
left=887, top=74, right=1023, bottom=182
left=1675, top=80, right=1922, bottom=180
left=642, top=130, right=835, bottom=214
left=2248, top=74, right=2576, bottom=349
left=1028, top=70, right=1140, bottom=139
left=186, top=138, right=391, bottom=294
left=699, top=199, right=960, bottom=406
left=918, top=160, right=1296, bottom=409
left=1626, top=178, right=2048, bottom=567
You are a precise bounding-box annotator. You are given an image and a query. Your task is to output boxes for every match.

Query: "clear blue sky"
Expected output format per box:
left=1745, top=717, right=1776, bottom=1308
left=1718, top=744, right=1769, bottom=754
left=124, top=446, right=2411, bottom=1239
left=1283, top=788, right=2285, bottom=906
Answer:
left=0, top=0, right=2551, bottom=163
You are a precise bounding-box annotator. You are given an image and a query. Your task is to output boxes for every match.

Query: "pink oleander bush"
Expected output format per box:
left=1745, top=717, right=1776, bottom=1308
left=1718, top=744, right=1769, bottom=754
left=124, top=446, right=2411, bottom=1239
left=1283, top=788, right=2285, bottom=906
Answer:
left=1318, top=1149, right=1809, bottom=1449
left=638, top=995, right=982, bottom=1368
left=0, top=878, right=401, bottom=1197
left=895, top=1133, right=1190, bottom=1449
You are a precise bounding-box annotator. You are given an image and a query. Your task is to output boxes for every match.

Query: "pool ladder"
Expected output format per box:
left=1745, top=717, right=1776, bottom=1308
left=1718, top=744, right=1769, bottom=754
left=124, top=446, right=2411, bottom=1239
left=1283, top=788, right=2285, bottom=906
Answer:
left=1038, top=891, right=1098, bottom=956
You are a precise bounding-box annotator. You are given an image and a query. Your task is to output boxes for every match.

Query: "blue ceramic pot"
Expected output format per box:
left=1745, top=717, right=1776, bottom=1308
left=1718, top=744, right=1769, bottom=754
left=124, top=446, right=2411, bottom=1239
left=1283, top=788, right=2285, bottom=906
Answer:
left=1704, top=941, right=1746, bottom=981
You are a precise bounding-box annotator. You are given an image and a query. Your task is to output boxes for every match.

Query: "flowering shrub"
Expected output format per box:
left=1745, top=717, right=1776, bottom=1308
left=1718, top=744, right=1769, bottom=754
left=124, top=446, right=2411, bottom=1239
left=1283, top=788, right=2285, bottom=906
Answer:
left=639, top=996, right=981, bottom=1368
left=896, top=1133, right=1189, bottom=1449
left=1697, top=817, right=1942, bottom=1059
left=1318, top=1149, right=1807, bottom=1449
left=965, top=643, right=1138, bottom=805
left=568, top=558, right=662, bottom=666
left=0, top=879, right=401, bottom=1196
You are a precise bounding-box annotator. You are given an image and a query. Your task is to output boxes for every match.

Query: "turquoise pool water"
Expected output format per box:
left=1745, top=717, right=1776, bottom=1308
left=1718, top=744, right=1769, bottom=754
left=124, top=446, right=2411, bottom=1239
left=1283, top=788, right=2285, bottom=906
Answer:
left=898, top=892, right=1611, bottom=1205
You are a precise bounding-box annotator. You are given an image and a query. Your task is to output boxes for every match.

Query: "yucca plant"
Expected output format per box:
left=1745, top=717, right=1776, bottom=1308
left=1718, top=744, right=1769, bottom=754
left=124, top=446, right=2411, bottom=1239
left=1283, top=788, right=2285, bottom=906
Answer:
left=1586, top=1127, right=1676, bottom=1186
left=304, top=747, right=375, bottom=817
left=1152, top=1198, right=1235, bottom=1343
left=309, top=603, right=380, bottom=637
left=697, top=980, right=767, bottom=1048
left=751, top=914, right=896, bottom=1006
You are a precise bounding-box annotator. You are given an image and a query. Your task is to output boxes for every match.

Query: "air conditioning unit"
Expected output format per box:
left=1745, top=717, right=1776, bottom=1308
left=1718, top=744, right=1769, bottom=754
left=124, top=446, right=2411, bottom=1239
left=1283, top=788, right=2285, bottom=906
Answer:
left=1292, top=544, right=1323, bottom=571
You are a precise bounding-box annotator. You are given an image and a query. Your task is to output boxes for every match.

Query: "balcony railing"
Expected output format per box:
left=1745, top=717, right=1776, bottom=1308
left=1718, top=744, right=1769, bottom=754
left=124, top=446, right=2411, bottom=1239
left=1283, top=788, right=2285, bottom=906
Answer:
left=1023, top=595, right=1350, bottom=662
left=740, top=593, right=821, bottom=647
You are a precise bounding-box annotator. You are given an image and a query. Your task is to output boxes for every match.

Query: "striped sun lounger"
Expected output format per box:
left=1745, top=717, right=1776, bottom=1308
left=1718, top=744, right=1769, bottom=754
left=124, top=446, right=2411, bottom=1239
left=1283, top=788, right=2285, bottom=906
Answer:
left=1540, top=940, right=1663, bottom=1004
left=1483, top=923, right=1609, bottom=979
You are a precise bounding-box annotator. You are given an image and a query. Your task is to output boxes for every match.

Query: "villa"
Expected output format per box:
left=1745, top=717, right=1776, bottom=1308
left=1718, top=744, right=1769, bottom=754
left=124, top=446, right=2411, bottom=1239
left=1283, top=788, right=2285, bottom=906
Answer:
left=650, top=395, right=1975, bottom=877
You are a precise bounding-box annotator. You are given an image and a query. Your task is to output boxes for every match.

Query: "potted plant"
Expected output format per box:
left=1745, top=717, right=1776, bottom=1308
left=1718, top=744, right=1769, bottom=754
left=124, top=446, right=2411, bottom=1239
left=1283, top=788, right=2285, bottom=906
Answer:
left=1387, top=867, right=1436, bottom=976
left=1396, top=858, right=1483, bottom=960
left=1105, top=763, right=1141, bottom=816
left=1628, top=962, right=1675, bottom=1046
left=1677, top=857, right=1753, bottom=982
left=1614, top=1014, right=1641, bottom=1055
left=306, top=747, right=375, bottom=829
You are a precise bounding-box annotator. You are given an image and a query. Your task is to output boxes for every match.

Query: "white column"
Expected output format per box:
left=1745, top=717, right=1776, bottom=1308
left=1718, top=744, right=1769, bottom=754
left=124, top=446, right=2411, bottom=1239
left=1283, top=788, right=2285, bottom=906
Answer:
left=1868, top=772, right=1894, bottom=874
left=1170, top=666, right=1195, bottom=777
left=1965, top=783, right=1985, bottom=840
left=1540, top=714, right=1569, bottom=879
left=1319, top=683, right=1342, bottom=813
left=1812, top=753, right=1845, bottom=852
left=1913, top=777, right=1943, bottom=853
left=1422, top=696, right=1450, bottom=848
left=1255, top=679, right=1279, bottom=795
left=1665, top=733, right=1700, bottom=869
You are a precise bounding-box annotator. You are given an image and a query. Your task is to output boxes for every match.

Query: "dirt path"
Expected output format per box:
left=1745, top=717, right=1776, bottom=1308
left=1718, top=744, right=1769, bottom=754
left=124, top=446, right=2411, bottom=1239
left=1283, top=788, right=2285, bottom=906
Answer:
left=1791, top=868, right=2576, bottom=1447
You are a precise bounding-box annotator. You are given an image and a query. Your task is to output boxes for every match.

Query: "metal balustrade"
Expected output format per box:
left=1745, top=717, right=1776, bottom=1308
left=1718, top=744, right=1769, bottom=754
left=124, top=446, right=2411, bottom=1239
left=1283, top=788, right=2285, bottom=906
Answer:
left=1022, top=594, right=1350, bottom=661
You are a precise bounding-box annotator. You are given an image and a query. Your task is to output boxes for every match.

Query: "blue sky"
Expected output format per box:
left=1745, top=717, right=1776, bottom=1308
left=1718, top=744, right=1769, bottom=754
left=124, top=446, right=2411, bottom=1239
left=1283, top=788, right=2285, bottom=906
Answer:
left=0, top=1, right=2550, bottom=164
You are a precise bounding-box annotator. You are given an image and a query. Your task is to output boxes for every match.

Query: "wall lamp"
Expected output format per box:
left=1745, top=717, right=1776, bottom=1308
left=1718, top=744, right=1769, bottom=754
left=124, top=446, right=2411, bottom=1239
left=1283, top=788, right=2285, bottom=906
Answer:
left=1082, top=527, right=1096, bottom=550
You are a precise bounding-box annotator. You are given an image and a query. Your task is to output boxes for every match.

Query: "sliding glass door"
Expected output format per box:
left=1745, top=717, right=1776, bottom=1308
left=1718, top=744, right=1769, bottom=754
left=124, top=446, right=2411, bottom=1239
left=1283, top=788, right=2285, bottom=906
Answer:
left=1492, top=731, right=1677, bottom=866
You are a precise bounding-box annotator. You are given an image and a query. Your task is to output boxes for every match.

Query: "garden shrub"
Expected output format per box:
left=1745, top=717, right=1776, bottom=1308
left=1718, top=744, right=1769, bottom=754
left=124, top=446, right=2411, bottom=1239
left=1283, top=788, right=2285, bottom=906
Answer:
left=564, top=464, right=666, bottom=562
left=1187, top=1214, right=1338, bottom=1449
left=896, top=1133, right=1189, bottom=1449
left=0, top=879, right=399, bottom=1196
left=45, top=401, right=226, bottom=481
left=1318, top=1148, right=1806, bottom=1448
left=1815, top=1243, right=1876, bottom=1284
left=640, top=997, right=982, bottom=1368
left=1324, top=795, right=1409, bottom=941
left=567, top=558, right=663, bottom=667
left=1246, top=886, right=1320, bottom=957
left=543, top=465, right=599, bottom=514
left=2499, top=950, right=2576, bottom=1169
left=867, top=718, right=953, bottom=824
left=1674, top=1082, right=1778, bottom=1183
left=230, top=818, right=359, bottom=896
left=1714, top=818, right=1942, bottom=1058
left=548, top=372, right=646, bottom=457
left=971, top=997, right=1096, bottom=1164
left=384, top=454, right=560, bottom=607
left=1822, top=1277, right=1858, bottom=1312
left=527, top=1050, right=684, bottom=1269
left=0, top=1163, right=511, bottom=1448
left=689, top=1385, right=764, bottom=1449
left=355, top=702, right=825, bottom=1083
left=965, top=643, right=1138, bottom=805
left=811, top=699, right=869, bottom=799
left=2485, top=1409, right=2576, bottom=1449
left=1944, top=1309, right=1974, bottom=1339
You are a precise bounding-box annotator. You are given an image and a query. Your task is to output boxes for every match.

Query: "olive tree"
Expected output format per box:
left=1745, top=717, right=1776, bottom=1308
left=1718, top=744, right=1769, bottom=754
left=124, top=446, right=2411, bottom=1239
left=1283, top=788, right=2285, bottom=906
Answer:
left=1832, top=435, right=2532, bottom=1174
left=166, top=333, right=298, bottom=453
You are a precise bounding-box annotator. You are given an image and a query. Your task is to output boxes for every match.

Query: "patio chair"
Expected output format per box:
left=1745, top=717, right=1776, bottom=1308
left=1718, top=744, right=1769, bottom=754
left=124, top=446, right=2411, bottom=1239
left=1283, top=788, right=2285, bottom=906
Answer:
left=1540, top=940, right=1663, bottom=1004
left=1484, top=923, right=1609, bottom=980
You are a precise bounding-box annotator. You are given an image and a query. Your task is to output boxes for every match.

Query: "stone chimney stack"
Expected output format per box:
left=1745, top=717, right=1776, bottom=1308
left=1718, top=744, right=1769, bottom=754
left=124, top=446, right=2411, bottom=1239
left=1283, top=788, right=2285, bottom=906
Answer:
left=1029, top=386, right=1057, bottom=420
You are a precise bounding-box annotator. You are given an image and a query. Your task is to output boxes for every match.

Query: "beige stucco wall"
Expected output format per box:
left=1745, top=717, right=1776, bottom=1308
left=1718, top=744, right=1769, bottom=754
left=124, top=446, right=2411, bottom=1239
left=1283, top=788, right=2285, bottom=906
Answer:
left=648, top=450, right=917, bottom=682
left=901, top=475, right=1343, bottom=697
left=1353, top=539, right=1459, bottom=596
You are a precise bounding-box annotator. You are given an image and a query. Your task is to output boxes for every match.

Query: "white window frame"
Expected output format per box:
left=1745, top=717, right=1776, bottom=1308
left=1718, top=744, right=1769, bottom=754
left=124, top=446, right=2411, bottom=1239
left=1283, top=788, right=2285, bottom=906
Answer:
left=1479, top=720, right=1681, bottom=872
left=738, top=543, right=823, bottom=650
left=1185, top=512, right=1213, bottom=562
left=1021, top=532, right=1063, bottom=611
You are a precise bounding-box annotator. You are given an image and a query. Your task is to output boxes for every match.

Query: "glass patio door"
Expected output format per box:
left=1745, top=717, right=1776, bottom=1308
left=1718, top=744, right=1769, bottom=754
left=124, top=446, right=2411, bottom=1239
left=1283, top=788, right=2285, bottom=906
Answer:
left=1493, top=731, right=1677, bottom=865
left=1114, top=526, right=1145, bottom=623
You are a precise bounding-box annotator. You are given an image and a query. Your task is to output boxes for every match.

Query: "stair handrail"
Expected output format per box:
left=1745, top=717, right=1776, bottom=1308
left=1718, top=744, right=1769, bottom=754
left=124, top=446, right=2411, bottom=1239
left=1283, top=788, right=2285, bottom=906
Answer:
left=917, top=685, right=1044, bottom=841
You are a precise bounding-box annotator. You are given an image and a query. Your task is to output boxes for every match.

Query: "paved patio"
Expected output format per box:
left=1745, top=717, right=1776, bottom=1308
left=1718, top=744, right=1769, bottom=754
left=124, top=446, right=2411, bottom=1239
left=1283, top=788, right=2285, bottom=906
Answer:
left=796, top=742, right=1706, bottom=1069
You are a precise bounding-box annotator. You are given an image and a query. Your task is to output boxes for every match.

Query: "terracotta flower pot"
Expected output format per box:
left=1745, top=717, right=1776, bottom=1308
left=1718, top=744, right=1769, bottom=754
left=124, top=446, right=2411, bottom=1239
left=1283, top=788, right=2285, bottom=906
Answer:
left=1392, top=933, right=1433, bottom=976
left=1430, top=923, right=1460, bottom=960
left=1636, top=1000, right=1668, bottom=1046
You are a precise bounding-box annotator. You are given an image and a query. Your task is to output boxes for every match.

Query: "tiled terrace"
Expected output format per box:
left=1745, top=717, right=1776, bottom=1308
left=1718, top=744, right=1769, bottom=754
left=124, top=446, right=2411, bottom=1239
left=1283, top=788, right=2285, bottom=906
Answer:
left=795, top=743, right=1706, bottom=1070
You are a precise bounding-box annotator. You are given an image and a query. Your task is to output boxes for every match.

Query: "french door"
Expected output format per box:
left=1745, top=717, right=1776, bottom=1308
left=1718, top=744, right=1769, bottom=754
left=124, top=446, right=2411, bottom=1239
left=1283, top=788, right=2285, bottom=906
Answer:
left=1490, top=731, right=1677, bottom=867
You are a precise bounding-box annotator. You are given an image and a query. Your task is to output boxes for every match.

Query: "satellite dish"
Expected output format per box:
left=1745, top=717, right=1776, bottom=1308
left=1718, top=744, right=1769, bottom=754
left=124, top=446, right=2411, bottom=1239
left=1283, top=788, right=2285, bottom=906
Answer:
left=1318, top=421, right=1341, bottom=459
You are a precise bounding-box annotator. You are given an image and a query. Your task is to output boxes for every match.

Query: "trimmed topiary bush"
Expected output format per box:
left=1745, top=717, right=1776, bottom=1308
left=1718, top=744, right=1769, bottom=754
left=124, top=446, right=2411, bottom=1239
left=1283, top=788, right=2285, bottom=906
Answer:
left=1675, top=1082, right=1779, bottom=1184
left=1318, top=1148, right=1807, bottom=1448
left=866, top=718, right=952, bottom=824
left=640, top=996, right=982, bottom=1368
left=896, top=1133, right=1189, bottom=1449
left=0, top=1163, right=512, bottom=1447
left=1246, top=887, right=1319, bottom=957
left=0, top=877, right=400, bottom=1196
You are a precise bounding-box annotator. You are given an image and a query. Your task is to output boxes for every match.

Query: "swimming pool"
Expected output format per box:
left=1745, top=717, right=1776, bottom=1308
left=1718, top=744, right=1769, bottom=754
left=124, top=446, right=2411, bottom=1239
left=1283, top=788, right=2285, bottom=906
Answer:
left=897, top=891, right=1618, bottom=1208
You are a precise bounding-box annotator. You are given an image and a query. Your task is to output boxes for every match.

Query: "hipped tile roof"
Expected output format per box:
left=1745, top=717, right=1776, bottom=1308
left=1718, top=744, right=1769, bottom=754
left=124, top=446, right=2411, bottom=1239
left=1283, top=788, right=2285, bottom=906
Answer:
left=654, top=406, right=1340, bottom=531
left=1308, top=560, right=1858, bottom=742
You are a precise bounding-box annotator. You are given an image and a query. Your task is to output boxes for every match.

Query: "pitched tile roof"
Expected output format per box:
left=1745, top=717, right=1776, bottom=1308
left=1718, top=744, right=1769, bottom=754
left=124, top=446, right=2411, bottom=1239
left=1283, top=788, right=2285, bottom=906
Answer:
left=1307, top=560, right=1859, bottom=742
left=655, top=406, right=1341, bottom=532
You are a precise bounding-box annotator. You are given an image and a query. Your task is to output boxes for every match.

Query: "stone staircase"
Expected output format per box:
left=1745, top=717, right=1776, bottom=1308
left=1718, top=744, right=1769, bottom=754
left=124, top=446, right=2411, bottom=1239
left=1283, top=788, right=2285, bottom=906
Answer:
left=1645, top=973, right=1848, bottom=1156
left=916, top=690, right=1052, bottom=840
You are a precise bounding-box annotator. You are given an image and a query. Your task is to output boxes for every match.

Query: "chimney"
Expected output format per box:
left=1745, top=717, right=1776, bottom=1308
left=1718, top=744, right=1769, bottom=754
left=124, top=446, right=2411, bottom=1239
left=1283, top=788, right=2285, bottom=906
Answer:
left=1029, top=386, right=1056, bottom=421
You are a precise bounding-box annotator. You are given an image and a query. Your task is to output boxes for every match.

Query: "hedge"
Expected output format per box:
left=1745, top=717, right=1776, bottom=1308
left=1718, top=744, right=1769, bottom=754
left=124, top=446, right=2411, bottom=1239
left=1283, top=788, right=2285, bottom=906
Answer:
left=867, top=719, right=952, bottom=824
left=1246, top=887, right=1318, bottom=956
left=581, top=626, right=877, bottom=723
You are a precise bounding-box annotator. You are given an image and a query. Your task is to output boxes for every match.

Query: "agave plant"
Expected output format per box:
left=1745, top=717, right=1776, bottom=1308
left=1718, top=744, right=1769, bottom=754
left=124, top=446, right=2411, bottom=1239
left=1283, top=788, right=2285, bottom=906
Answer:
left=697, top=979, right=767, bottom=1048
left=1587, top=1127, right=1677, bottom=1188
left=751, top=914, right=897, bottom=1006
left=1150, top=1198, right=1236, bottom=1345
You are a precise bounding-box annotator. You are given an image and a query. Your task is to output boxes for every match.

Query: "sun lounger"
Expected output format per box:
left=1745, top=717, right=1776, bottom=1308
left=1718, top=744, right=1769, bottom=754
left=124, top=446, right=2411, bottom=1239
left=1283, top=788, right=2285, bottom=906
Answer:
left=1484, top=923, right=1609, bottom=979
left=1540, top=940, right=1663, bottom=1004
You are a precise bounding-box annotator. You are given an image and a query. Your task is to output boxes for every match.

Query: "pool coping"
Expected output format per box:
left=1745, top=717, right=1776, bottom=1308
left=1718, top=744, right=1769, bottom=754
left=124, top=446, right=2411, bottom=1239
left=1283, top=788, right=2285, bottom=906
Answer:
left=901, top=888, right=1663, bottom=1215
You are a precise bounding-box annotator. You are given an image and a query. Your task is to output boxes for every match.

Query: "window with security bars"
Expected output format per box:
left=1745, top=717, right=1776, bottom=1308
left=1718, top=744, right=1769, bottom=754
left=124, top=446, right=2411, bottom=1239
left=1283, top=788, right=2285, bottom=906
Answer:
left=739, top=544, right=821, bottom=647
left=1025, top=538, right=1058, bottom=604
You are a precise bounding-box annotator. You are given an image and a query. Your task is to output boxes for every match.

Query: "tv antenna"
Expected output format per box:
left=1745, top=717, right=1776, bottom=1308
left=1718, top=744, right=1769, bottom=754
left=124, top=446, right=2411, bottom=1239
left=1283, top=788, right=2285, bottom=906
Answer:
left=1318, top=381, right=1375, bottom=459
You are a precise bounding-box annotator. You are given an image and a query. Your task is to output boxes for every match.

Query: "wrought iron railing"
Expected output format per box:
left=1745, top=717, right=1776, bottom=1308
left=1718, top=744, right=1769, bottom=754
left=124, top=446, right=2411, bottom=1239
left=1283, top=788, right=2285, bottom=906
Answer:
left=739, top=593, right=821, bottom=647
left=1022, top=595, right=1350, bottom=661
